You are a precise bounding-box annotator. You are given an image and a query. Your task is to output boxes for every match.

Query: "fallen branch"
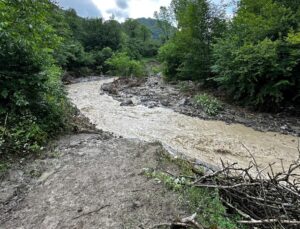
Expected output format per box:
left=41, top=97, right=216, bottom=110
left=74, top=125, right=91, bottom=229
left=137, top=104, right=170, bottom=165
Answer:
left=238, top=219, right=300, bottom=225
left=173, top=143, right=300, bottom=228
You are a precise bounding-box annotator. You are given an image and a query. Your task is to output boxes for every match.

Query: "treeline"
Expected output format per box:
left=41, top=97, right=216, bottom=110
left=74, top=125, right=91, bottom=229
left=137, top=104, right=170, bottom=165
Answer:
left=158, top=0, right=300, bottom=110
left=54, top=9, right=164, bottom=77
left=0, top=0, right=161, bottom=158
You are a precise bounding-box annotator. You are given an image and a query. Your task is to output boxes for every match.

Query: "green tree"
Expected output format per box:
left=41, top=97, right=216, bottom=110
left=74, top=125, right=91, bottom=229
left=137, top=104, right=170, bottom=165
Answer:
left=0, top=0, right=71, bottom=155
left=212, top=0, right=300, bottom=110
left=159, top=0, right=226, bottom=81
left=154, top=6, right=176, bottom=42
left=106, top=52, right=145, bottom=77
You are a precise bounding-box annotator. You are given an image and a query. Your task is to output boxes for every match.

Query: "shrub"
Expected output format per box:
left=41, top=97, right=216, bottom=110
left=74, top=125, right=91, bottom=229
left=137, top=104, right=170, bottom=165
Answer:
left=212, top=0, right=300, bottom=110
left=158, top=41, right=182, bottom=81
left=0, top=0, right=73, bottom=157
left=0, top=114, right=47, bottom=155
left=213, top=37, right=300, bottom=110
left=0, top=65, right=73, bottom=156
left=105, top=52, right=145, bottom=77
left=194, top=93, right=222, bottom=116
left=92, top=47, right=113, bottom=74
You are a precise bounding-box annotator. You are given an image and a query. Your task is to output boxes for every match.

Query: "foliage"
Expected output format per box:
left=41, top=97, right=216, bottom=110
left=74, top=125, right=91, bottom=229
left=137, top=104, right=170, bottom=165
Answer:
left=106, top=52, right=145, bottom=77
left=154, top=6, right=176, bottom=42
left=159, top=0, right=226, bottom=81
left=0, top=0, right=73, bottom=157
left=212, top=0, right=300, bottom=110
left=143, top=152, right=239, bottom=228
left=143, top=168, right=188, bottom=191
left=121, top=18, right=159, bottom=60
left=194, top=93, right=223, bottom=116
left=183, top=187, right=238, bottom=229
left=158, top=41, right=182, bottom=80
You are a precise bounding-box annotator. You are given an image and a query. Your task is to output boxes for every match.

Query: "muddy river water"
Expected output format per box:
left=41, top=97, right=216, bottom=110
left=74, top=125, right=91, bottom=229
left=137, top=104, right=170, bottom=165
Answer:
left=67, top=78, right=299, bottom=172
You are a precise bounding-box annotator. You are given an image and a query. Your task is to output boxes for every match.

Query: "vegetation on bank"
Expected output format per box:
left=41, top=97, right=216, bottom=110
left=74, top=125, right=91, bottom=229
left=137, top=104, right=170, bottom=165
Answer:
left=0, top=1, right=74, bottom=162
left=143, top=151, right=240, bottom=228
left=0, top=0, right=162, bottom=162
left=158, top=0, right=300, bottom=111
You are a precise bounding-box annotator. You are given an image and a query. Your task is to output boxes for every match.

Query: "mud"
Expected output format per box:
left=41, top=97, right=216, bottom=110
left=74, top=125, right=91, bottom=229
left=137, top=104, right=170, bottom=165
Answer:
left=103, top=77, right=300, bottom=136
left=67, top=78, right=299, bottom=173
left=0, top=134, right=188, bottom=228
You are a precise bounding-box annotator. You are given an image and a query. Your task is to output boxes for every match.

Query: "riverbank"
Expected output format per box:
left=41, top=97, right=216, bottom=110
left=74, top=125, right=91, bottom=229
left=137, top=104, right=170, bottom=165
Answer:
left=102, top=76, right=300, bottom=136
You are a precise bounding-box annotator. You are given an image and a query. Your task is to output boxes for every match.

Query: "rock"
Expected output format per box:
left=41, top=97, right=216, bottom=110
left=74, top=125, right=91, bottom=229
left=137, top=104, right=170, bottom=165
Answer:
left=178, top=98, right=189, bottom=106
left=120, top=99, right=133, bottom=106
left=156, top=72, right=163, bottom=78
left=101, top=83, right=118, bottom=95
left=280, top=124, right=289, bottom=131
left=101, top=83, right=112, bottom=92
left=147, top=101, right=158, bottom=108
left=160, top=100, right=169, bottom=106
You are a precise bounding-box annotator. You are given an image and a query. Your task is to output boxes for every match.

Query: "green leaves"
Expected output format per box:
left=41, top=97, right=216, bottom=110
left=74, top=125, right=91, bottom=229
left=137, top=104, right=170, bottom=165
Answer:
left=106, top=52, right=145, bottom=77
left=212, top=0, right=300, bottom=110
left=194, top=93, right=223, bottom=116
left=0, top=0, right=73, bottom=156
left=159, top=0, right=227, bottom=81
left=1, top=89, right=8, bottom=99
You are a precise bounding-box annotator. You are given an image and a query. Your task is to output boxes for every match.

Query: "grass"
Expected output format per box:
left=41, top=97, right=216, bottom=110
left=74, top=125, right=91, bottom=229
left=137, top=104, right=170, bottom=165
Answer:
left=143, top=150, right=241, bottom=229
left=194, top=93, right=223, bottom=116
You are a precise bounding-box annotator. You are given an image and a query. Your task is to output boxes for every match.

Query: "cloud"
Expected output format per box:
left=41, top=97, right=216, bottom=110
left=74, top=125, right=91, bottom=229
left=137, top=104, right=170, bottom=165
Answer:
left=56, top=0, right=102, bottom=18
left=106, top=8, right=129, bottom=20
left=116, top=0, right=129, bottom=10
left=57, top=0, right=173, bottom=21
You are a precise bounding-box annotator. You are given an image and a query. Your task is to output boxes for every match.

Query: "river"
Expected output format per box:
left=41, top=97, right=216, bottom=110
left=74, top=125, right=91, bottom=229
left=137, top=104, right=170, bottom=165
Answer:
left=67, top=78, right=299, bottom=173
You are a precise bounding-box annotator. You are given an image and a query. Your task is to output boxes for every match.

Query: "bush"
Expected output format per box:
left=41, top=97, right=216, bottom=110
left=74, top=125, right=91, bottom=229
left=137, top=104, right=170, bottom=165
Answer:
left=0, top=65, right=73, bottom=156
left=0, top=114, right=47, bottom=154
left=212, top=0, right=300, bottom=110
left=92, top=47, right=113, bottom=74
left=105, top=52, right=145, bottom=77
left=0, top=0, right=73, bottom=157
left=158, top=41, right=182, bottom=81
left=194, top=93, right=222, bottom=116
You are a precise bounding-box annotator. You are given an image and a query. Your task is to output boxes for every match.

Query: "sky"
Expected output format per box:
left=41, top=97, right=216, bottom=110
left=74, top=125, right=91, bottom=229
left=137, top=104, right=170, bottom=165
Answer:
left=56, top=0, right=233, bottom=21
left=56, top=0, right=171, bottom=21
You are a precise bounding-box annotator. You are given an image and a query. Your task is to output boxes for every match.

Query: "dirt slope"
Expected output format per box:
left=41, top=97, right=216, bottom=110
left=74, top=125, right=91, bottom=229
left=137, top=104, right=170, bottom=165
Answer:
left=0, top=134, right=187, bottom=228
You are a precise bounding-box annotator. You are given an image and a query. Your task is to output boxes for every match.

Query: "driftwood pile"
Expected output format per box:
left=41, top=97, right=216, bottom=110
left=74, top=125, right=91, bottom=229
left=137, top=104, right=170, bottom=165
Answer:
left=190, top=144, right=300, bottom=228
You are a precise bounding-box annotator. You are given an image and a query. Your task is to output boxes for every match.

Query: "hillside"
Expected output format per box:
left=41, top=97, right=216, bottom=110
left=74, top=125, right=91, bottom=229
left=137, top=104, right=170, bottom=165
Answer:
left=136, top=17, right=163, bottom=40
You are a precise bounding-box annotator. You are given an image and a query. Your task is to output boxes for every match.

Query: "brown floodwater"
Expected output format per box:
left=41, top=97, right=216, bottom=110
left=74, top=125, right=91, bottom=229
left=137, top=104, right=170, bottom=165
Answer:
left=67, top=78, right=299, bottom=173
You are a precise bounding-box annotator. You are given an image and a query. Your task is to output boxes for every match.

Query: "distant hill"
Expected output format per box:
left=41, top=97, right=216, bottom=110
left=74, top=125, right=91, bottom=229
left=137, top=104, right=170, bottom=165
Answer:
left=136, top=18, right=163, bottom=40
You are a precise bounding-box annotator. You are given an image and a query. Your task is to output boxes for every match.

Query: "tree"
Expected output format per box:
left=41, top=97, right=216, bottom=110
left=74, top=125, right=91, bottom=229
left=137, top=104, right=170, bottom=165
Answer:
left=154, top=6, right=176, bottom=42
left=0, top=0, right=71, bottom=154
left=212, top=0, right=300, bottom=110
left=159, top=0, right=226, bottom=81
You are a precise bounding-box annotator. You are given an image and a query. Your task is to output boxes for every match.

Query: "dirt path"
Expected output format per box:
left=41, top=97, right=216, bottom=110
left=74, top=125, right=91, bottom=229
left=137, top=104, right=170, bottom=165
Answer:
left=67, top=78, right=299, bottom=173
left=0, top=134, right=187, bottom=228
